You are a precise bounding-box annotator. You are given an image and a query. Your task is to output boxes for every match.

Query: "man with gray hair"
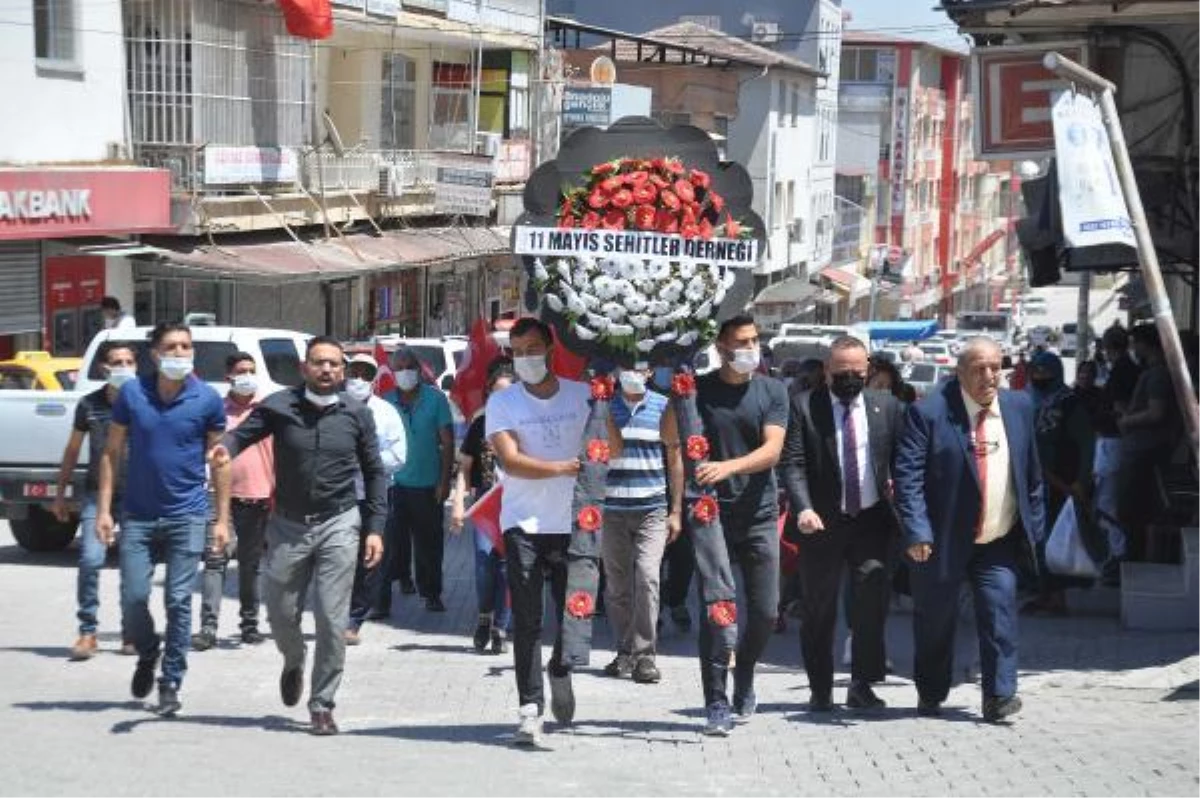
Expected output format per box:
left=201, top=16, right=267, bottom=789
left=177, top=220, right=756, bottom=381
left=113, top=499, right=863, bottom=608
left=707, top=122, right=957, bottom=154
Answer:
left=894, top=336, right=1045, bottom=723
left=377, top=346, right=454, bottom=614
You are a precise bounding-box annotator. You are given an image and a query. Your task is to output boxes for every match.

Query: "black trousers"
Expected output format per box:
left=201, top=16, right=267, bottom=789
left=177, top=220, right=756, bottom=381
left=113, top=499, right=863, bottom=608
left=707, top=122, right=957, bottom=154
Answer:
left=380, top=485, right=444, bottom=607
left=696, top=512, right=779, bottom=707
left=660, top=523, right=695, bottom=610
left=505, top=529, right=569, bottom=715
left=797, top=502, right=892, bottom=698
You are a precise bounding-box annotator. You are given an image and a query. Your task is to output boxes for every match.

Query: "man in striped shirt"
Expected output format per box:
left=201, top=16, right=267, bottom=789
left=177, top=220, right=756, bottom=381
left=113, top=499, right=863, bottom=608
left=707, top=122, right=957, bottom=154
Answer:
left=601, top=362, right=684, bottom=684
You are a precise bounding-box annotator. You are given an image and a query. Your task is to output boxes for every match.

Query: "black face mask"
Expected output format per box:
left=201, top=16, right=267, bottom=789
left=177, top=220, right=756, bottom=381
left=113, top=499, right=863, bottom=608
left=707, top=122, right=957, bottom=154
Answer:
left=1030, top=377, right=1055, bottom=392
left=830, top=372, right=866, bottom=401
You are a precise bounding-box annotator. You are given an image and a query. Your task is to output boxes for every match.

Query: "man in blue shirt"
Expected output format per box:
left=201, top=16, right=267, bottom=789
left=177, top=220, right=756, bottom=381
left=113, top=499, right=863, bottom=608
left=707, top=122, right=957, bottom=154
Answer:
left=97, top=322, right=231, bottom=717
left=377, top=346, right=454, bottom=614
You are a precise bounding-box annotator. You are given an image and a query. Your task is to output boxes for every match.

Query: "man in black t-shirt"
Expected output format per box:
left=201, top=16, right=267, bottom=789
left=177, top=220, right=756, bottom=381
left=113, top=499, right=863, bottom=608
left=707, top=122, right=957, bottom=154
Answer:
left=693, top=315, right=790, bottom=736
left=53, top=342, right=137, bottom=661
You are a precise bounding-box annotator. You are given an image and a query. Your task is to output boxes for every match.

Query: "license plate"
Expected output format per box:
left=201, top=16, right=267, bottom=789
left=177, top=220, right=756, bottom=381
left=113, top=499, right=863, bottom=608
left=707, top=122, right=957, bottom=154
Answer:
left=22, top=483, right=72, bottom=499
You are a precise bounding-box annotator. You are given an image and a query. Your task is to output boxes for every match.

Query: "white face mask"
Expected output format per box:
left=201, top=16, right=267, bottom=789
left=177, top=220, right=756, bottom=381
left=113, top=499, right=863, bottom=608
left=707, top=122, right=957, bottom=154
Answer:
left=395, top=369, right=420, bottom=391
left=346, top=377, right=373, bottom=402
left=159, top=355, right=194, bottom=381
left=230, top=374, right=258, bottom=396
left=618, top=369, right=647, bottom=395
left=106, top=366, right=136, bottom=389
left=514, top=355, right=549, bottom=385
left=305, top=388, right=339, bottom=407
left=726, top=347, right=760, bottom=376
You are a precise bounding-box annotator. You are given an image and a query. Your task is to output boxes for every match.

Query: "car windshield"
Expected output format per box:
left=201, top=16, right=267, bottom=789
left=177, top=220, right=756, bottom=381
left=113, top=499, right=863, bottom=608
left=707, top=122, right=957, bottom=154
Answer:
left=86, top=341, right=240, bottom=382
left=406, top=345, right=447, bottom=376
left=55, top=369, right=78, bottom=390
left=907, top=364, right=937, bottom=382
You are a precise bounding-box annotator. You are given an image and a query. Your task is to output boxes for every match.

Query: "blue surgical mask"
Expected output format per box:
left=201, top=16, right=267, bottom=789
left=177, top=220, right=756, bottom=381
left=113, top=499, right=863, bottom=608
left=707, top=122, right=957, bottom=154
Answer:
left=159, top=356, right=194, bottom=381
left=106, top=366, right=136, bottom=389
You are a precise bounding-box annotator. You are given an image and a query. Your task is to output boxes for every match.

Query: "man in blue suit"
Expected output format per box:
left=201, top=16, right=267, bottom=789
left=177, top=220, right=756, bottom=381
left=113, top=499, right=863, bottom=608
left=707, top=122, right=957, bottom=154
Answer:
left=894, top=337, right=1045, bottom=722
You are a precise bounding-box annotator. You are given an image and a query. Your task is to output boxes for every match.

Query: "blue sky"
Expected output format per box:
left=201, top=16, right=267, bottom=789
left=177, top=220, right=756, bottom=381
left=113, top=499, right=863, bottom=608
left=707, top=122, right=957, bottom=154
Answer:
left=841, top=0, right=968, bottom=51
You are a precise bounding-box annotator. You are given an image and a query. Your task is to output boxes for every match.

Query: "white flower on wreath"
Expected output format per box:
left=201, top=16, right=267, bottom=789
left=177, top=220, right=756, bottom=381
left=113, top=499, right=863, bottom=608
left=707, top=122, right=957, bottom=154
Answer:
left=685, top=277, right=707, bottom=302
left=593, top=276, right=618, bottom=300
left=678, top=331, right=698, bottom=346
left=585, top=312, right=611, bottom=332
left=574, top=323, right=597, bottom=340
left=533, top=258, right=550, bottom=282
left=647, top=260, right=671, bottom=280
left=636, top=338, right=657, bottom=352
left=600, top=258, right=623, bottom=277
left=624, top=293, right=648, bottom=314
left=655, top=330, right=678, bottom=343
left=696, top=299, right=713, bottom=318
left=707, top=263, right=722, bottom=282
left=544, top=293, right=564, bottom=313
left=567, top=294, right=588, bottom=316
left=555, top=259, right=573, bottom=283
left=583, top=292, right=601, bottom=310
left=713, top=285, right=727, bottom=306
left=661, top=280, right=684, bottom=303
left=609, top=323, right=634, bottom=337
left=723, top=269, right=737, bottom=289
left=629, top=313, right=652, bottom=330
left=679, top=261, right=697, bottom=279
left=646, top=300, right=670, bottom=317
left=601, top=301, right=627, bottom=321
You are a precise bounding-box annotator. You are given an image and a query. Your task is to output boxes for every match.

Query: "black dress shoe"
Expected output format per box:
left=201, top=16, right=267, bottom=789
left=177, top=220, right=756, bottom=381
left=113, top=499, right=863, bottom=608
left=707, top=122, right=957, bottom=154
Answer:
left=399, top=579, right=417, bottom=595
left=983, top=694, right=1022, bottom=723
left=809, top=693, right=835, bottom=712
left=917, top=699, right=942, bottom=717
left=310, top=709, right=339, bottom=736
left=280, top=665, right=304, bottom=707
left=241, top=628, right=266, bottom=645
left=846, top=681, right=887, bottom=710
left=131, top=653, right=159, bottom=699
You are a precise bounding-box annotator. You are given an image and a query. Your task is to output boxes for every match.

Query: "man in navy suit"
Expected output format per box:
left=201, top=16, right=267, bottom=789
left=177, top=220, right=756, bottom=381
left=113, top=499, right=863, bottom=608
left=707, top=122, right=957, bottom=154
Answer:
left=894, top=337, right=1045, bottom=723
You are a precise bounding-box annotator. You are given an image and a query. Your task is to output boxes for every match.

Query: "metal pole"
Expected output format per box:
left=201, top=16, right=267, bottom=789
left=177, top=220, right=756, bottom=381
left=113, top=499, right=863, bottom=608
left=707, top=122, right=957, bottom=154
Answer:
left=1043, top=52, right=1199, bottom=453
left=1077, top=270, right=1091, bottom=360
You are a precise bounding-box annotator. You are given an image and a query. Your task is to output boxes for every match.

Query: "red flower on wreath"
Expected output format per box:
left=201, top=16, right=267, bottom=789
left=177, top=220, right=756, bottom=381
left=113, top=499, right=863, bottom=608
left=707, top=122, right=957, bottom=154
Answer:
left=708, top=600, right=737, bottom=628
left=587, top=189, right=608, bottom=210
left=709, top=191, right=726, bottom=214
left=631, top=183, right=658, bottom=206
left=610, top=188, right=634, bottom=209
left=722, top=215, right=741, bottom=238
left=660, top=189, right=681, bottom=211
left=685, top=435, right=710, bottom=461
left=566, top=590, right=595, bottom=619
left=599, top=175, right=623, bottom=193
left=591, top=162, right=616, bottom=177
left=557, top=214, right=575, bottom=229
left=698, top=218, right=715, bottom=241
left=577, top=505, right=603, bottom=532
left=633, top=205, right=657, bottom=230
left=655, top=209, right=679, bottom=234
left=673, top=179, right=696, bottom=204
left=680, top=223, right=701, bottom=240
left=602, top=209, right=627, bottom=230
left=590, top=375, right=614, bottom=401
left=690, top=169, right=713, bottom=190
left=671, top=372, right=696, bottom=397
left=586, top=439, right=610, bottom=464
left=691, top=495, right=719, bottom=525
left=581, top=211, right=602, bottom=230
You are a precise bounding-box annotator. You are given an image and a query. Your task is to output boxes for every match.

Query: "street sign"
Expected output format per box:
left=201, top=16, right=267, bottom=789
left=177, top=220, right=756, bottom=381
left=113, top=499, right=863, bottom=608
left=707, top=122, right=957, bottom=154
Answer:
left=971, top=42, right=1087, bottom=159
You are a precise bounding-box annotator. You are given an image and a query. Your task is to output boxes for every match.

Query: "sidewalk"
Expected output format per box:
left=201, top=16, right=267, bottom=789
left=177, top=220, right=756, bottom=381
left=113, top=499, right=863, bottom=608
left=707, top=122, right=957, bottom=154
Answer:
left=0, top=522, right=1194, bottom=796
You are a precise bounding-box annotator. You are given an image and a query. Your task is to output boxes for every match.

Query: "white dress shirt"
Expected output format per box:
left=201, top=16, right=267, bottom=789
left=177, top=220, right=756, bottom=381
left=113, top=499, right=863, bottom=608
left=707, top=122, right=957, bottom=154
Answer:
left=960, top=389, right=1017, bottom=544
left=834, top=393, right=879, bottom=514
left=354, top=395, right=408, bottom=500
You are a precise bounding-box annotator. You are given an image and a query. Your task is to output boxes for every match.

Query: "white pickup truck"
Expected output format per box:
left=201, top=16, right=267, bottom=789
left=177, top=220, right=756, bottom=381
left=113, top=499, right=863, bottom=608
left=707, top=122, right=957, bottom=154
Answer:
left=0, top=326, right=310, bottom=552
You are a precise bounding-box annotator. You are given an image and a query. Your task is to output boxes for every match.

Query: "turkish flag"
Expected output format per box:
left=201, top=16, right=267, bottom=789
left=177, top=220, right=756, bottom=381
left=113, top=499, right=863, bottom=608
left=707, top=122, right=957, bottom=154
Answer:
left=373, top=340, right=396, bottom=397
left=452, top=317, right=502, bottom=420
left=278, top=0, right=333, bottom=39
left=464, top=484, right=505, bottom=556
left=549, top=327, right=587, bottom=380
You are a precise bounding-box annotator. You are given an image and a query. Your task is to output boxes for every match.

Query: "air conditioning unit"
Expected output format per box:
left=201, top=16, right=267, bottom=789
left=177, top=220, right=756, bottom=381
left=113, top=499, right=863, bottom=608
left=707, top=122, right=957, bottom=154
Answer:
left=378, top=163, right=416, bottom=198
left=750, top=21, right=780, bottom=44
left=475, top=132, right=502, bottom=158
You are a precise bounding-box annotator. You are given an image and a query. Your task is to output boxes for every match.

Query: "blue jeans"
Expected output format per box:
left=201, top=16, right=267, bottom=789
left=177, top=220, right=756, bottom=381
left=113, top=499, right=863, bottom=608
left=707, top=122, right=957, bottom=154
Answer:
left=471, top=520, right=510, bottom=631
left=119, top=515, right=207, bottom=690
left=77, top=495, right=126, bottom=636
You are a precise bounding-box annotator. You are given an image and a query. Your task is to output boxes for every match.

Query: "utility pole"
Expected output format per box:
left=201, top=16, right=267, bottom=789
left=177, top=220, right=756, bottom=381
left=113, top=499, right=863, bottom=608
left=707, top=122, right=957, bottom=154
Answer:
left=1044, top=52, right=1198, bottom=454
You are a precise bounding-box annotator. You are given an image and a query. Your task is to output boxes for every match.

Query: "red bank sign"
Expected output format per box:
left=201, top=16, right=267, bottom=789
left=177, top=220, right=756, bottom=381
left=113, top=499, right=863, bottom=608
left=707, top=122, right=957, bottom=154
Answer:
left=972, top=42, right=1087, bottom=159
left=0, top=168, right=172, bottom=240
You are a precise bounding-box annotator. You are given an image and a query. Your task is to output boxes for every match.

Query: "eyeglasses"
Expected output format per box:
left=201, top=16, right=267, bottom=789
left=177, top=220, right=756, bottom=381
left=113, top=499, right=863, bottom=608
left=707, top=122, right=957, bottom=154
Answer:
left=968, top=440, right=1001, bottom=455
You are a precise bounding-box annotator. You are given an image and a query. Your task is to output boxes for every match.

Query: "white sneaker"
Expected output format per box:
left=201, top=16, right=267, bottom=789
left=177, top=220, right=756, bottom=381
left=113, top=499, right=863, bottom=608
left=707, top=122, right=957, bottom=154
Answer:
left=513, top=703, right=542, bottom=746
left=842, top=635, right=853, bottom=667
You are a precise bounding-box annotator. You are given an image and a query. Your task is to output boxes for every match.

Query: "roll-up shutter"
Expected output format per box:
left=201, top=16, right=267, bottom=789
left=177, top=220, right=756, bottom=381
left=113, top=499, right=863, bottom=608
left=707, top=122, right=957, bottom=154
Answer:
left=0, top=242, right=41, bottom=335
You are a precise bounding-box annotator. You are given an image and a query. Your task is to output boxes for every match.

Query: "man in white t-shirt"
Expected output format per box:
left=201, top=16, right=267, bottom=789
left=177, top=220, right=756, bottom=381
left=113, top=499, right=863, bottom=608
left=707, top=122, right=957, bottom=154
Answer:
left=486, top=317, right=591, bottom=746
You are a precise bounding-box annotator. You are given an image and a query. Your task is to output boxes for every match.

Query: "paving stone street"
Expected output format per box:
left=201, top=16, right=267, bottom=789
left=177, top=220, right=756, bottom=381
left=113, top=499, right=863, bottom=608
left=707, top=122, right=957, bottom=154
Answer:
left=0, top=521, right=1195, bottom=797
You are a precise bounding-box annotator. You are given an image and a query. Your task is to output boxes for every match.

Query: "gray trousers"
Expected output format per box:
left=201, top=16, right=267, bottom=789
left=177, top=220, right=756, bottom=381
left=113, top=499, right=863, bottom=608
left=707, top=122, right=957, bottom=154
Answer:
left=264, top=507, right=360, bottom=712
left=601, top=507, right=669, bottom=661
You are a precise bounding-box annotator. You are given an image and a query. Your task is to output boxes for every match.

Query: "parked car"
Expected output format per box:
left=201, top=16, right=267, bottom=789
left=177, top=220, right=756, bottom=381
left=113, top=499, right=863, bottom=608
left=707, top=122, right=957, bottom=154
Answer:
left=0, top=351, right=83, bottom=391
left=0, top=326, right=309, bottom=553
left=365, top=335, right=467, bottom=392
left=903, top=362, right=953, bottom=399
left=918, top=342, right=956, bottom=366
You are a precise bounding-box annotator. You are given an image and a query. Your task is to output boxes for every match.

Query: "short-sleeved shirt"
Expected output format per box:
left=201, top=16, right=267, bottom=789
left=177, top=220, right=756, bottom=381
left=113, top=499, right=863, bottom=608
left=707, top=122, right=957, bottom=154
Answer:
left=460, top=415, right=498, bottom=492
left=1122, top=363, right=1181, bottom=453
left=387, top=383, right=452, bottom=489
left=695, top=371, right=789, bottom=519
left=112, top=375, right=225, bottom=520
left=74, top=387, right=125, bottom=495
left=486, top=379, right=590, bottom=535
left=605, top=390, right=669, bottom=512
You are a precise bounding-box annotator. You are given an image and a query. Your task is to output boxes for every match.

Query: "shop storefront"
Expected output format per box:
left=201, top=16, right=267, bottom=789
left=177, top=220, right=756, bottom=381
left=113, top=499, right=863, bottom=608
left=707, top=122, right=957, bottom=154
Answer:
left=0, top=168, right=171, bottom=357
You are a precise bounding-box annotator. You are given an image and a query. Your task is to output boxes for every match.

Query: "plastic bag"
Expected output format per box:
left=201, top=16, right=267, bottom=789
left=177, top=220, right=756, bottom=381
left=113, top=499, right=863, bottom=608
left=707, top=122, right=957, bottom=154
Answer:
left=1045, top=498, right=1101, bottom=578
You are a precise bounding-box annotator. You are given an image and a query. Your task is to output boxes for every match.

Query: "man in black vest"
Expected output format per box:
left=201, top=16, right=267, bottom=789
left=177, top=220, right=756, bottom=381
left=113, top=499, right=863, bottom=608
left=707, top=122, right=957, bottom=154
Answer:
left=780, top=335, right=904, bottom=712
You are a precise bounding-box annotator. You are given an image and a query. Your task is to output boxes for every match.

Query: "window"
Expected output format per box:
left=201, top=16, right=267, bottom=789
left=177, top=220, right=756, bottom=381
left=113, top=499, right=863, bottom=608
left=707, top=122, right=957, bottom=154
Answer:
left=840, top=49, right=880, bottom=83
left=790, top=86, right=799, bottom=128
left=773, top=181, right=784, bottom=229
left=381, top=54, right=417, bottom=150
left=0, top=368, right=37, bottom=390
left=778, top=80, right=786, bottom=119
left=430, top=62, right=474, bottom=151
left=260, top=338, right=303, bottom=387
left=34, top=0, right=75, bottom=65
left=786, top=181, right=795, bottom=224
left=86, top=341, right=238, bottom=383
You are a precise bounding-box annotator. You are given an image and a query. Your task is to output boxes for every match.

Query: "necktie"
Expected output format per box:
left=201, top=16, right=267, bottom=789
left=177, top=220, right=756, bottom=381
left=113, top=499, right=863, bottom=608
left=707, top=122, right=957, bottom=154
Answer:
left=974, top=408, right=989, bottom=540
left=841, top=399, right=861, bottom=515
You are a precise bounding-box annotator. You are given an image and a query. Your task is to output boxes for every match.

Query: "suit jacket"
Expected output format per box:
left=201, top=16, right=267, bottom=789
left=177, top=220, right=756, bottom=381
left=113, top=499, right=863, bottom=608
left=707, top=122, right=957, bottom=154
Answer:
left=780, top=386, right=905, bottom=528
left=893, top=377, right=1046, bottom=579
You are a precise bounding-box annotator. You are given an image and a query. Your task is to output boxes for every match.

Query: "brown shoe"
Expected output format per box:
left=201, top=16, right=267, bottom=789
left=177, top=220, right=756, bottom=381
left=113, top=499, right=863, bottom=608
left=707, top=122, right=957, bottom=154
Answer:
left=70, top=634, right=98, bottom=661
left=310, top=709, right=339, bottom=736
left=119, top=641, right=137, bottom=656
left=344, top=628, right=361, bottom=646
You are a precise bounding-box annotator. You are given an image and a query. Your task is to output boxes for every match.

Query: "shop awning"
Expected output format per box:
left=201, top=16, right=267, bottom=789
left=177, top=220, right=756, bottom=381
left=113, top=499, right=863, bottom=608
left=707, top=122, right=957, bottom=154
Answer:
left=136, top=227, right=510, bottom=284
left=815, top=289, right=842, bottom=306
left=820, top=265, right=872, bottom=301
left=857, top=320, right=939, bottom=342
left=753, top=277, right=820, bottom=305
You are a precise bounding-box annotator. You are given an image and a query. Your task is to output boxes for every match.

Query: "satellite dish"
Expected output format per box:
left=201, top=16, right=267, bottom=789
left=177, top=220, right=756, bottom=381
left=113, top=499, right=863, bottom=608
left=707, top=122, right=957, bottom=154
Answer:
left=323, top=111, right=346, bottom=158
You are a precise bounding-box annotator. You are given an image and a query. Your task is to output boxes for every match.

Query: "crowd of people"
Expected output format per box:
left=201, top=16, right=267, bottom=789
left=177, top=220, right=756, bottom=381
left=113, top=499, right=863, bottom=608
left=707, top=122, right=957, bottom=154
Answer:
left=56, top=312, right=1190, bottom=744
